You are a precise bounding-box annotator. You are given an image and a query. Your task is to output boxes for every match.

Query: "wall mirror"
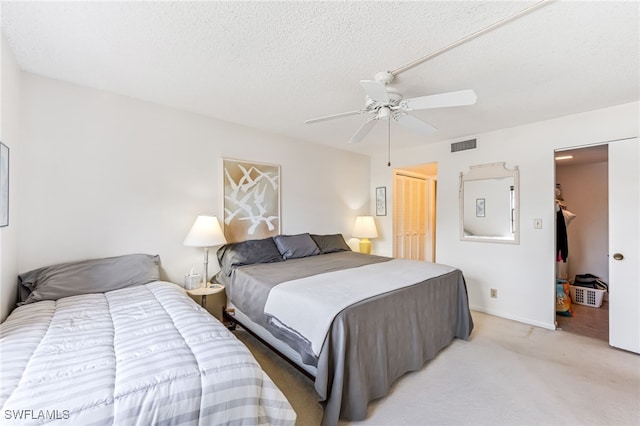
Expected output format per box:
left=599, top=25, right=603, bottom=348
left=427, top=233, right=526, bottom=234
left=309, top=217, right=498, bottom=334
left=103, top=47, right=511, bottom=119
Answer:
left=459, top=162, right=519, bottom=244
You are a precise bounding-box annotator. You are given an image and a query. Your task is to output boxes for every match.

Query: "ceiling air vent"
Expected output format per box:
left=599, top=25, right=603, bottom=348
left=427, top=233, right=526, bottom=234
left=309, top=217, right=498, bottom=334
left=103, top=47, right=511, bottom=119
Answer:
left=451, top=138, right=477, bottom=153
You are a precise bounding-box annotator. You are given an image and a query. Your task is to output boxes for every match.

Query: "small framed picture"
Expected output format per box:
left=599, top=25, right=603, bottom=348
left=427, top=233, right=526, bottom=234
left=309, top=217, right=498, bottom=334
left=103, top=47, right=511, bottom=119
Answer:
left=376, top=187, right=387, bottom=216
left=476, top=198, right=485, bottom=218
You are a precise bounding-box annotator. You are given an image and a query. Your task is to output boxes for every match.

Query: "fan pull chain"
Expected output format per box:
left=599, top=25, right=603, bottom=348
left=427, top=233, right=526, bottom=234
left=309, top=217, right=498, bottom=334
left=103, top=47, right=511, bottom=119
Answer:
left=387, top=118, right=391, bottom=167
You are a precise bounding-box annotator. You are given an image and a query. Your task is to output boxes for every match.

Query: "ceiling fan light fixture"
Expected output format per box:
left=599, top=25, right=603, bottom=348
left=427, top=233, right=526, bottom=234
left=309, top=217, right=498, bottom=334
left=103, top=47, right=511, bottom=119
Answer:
left=377, top=107, right=391, bottom=119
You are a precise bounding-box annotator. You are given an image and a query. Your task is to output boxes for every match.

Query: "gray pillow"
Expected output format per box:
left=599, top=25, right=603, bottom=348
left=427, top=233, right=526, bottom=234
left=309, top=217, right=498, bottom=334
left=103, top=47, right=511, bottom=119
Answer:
left=216, top=237, right=283, bottom=277
left=274, top=233, right=321, bottom=260
left=310, top=234, right=351, bottom=254
left=19, top=254, right=160, bottom=305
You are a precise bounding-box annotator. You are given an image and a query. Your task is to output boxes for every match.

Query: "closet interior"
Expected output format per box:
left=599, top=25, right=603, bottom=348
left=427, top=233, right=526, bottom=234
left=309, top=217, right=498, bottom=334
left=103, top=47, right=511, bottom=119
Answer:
left=554, top=145, right=609, bottom=341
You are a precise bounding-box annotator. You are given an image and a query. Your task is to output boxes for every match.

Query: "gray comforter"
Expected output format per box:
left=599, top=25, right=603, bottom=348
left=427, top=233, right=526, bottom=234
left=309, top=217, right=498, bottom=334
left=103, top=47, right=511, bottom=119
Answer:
left=221, top=252, right=474, bottom=426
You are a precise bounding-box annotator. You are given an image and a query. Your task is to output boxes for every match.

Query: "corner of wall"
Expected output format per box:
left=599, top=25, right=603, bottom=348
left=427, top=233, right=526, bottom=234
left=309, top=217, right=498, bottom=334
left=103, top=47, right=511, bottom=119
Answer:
left=0, top=34, right=22, bottom=321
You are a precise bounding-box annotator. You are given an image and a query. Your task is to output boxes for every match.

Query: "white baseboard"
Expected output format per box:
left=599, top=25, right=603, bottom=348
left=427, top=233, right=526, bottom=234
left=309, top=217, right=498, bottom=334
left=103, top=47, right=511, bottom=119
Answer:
left=470, top=305, right=557, bottom=331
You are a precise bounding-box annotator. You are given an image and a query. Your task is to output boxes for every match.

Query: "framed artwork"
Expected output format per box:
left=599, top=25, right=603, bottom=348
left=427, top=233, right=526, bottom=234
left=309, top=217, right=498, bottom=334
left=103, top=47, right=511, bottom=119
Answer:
left=222, top=158, right=280, bottom=242
left=0, top=142, right=8, bottom=227
left=476, top=198, right=486, bottom=218
left=376, top=186, right=387, bottom=216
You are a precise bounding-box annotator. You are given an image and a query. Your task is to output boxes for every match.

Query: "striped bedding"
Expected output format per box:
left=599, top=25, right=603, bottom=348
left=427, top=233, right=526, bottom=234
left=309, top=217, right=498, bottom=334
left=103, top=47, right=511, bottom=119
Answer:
left=0, top=281, right=296, bottom=425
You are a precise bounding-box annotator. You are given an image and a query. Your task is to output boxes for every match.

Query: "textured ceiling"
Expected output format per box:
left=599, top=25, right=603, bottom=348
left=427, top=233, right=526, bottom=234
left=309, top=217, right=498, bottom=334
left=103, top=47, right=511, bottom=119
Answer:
left=2, top=1, right=639, bottom=155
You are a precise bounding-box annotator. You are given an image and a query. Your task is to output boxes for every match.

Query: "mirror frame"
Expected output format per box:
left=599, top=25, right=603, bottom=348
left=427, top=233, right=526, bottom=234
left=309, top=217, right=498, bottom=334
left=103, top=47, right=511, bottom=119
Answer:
left=459, top=162, right=520, bottom=244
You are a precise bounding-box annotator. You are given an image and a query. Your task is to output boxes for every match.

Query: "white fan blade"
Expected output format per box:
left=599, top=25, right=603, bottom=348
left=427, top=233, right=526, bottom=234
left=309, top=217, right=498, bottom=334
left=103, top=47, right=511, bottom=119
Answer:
left=349, top=117, right=378, bottom=144
left=360, top=80, right=390, bottom=103
left=401, top=89, right=477, bottom=111
left=305, top=110, right=364, bottom=124
left=393, top=113, right=437, bottom=136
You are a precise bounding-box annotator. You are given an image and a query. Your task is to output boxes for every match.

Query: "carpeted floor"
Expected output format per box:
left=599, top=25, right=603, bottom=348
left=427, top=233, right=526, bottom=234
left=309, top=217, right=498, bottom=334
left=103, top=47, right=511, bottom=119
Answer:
left=234, top=311, right=639, bottom=426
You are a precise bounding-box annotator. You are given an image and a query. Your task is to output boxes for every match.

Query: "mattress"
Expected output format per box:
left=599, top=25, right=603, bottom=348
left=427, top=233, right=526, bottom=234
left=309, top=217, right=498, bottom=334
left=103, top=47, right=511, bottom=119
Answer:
left=0, top=281, right=296, bottom=425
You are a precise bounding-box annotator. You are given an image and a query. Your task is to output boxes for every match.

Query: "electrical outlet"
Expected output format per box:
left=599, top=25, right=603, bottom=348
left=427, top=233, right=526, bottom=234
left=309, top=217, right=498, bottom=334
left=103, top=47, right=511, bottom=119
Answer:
left=490, top=288, right=498, bottom=298
left=534, top=218, right=543, bottom=229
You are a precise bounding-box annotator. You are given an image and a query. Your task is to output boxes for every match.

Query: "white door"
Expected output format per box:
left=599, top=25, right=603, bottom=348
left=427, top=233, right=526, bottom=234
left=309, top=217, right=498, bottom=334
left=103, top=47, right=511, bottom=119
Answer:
left=608, top=137, right=639, bottom=353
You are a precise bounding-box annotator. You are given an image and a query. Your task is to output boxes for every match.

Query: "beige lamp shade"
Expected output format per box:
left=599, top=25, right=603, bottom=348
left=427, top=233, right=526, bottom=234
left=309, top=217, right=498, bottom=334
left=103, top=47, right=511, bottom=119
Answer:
left=183, top=215, right=227, bottom=247
left=352, top=216, right=378, bottom=239
left=353, top=216, right=378, bottom=254
left=184, top=215, right=227, bottom=287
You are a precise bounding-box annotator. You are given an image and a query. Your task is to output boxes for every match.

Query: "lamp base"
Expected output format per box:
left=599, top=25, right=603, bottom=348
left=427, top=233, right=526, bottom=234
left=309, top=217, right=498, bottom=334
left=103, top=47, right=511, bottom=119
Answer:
left=202, top=247, right=210, bottom=288
left=359, top=238, right=372, bottom=254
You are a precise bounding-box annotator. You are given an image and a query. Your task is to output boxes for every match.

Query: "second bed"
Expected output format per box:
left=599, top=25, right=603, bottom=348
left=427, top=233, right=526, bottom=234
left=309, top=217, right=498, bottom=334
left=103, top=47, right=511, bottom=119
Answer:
left=215, top=234, right=474, bottom=426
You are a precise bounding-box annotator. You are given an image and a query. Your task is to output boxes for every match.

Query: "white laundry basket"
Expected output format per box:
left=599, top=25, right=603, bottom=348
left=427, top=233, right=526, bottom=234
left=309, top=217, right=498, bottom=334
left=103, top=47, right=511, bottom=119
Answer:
left=570, top=285, right=605, bottom=308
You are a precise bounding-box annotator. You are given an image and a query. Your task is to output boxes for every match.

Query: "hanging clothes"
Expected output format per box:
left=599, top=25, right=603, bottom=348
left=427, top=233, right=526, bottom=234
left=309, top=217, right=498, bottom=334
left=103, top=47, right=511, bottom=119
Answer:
left=562, top=208, right=577, bottom=226
left=557, top=207, right=568, bottom=262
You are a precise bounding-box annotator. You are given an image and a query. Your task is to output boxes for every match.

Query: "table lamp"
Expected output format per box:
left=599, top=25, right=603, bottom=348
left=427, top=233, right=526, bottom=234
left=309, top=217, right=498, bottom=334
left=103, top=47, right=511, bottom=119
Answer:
left=183, top=215, right=227, bottom=287
left=353, top=215, right=378, bottom=254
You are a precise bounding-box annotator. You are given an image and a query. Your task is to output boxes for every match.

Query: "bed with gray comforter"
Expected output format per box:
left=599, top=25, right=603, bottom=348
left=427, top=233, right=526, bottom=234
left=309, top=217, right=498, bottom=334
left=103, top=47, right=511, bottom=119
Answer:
left=215, top=234, right=474, bottom=426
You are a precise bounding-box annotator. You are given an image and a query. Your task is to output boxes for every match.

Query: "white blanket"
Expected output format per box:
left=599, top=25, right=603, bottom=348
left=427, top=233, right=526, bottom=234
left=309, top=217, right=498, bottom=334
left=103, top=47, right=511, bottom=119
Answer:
left=264, top=259, right=456, bottom=356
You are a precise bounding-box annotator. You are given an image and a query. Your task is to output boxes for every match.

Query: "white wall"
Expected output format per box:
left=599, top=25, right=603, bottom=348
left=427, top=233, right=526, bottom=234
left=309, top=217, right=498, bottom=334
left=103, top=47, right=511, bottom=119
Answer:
left=371, top=101, right=639, bottom=330
left=0, top=35, right=22, bottom=321
left=5, top=60, right=638, bottom=333
left=17, top=73, right=370, bottom=291
left=556, top=161, right=608, bottom=283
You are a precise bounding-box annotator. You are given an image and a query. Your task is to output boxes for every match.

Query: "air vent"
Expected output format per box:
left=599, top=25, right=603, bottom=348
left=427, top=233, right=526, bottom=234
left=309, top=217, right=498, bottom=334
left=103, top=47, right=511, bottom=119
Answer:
left=451, top=139, right=477, bottom=153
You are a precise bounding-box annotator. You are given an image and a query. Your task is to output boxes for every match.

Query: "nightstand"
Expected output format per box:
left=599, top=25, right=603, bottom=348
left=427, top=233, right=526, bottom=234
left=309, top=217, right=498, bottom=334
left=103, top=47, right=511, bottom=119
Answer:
left=186, top=284, right=226, bottom=321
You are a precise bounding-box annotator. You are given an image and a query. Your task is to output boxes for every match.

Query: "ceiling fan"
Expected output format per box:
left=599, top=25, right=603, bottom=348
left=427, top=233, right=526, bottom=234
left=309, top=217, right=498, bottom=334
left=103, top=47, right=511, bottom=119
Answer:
left=305, top=71, right=477, bottom=144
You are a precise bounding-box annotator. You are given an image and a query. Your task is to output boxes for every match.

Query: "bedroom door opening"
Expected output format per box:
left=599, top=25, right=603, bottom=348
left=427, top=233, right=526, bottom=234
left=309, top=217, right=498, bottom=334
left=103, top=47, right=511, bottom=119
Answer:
left=393, top=163, right=437, bottom=262
left=554, top=144, right=609, bottom=342
left=554, top=138, right=639, bottom=354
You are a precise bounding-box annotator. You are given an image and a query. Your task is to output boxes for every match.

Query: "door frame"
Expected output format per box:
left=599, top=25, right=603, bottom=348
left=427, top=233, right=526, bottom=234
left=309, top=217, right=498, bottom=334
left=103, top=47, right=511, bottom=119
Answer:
left=553, top=137, right=639, bottom=353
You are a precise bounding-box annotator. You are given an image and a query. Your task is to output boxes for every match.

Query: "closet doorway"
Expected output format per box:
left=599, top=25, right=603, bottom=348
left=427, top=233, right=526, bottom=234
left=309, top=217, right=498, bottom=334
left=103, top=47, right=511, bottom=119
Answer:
left=554, top=137, right=639, bottom=354
left=393, top=163, right=437, bottom=262
left=554, top=145, right=609, bottom=341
